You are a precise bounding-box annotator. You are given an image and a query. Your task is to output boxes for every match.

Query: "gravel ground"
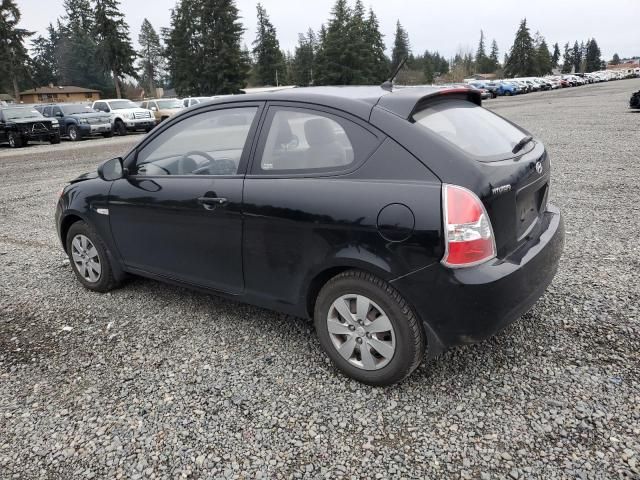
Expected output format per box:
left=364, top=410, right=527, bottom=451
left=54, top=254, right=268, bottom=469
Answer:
left=1, top=80, right=639, bottom=480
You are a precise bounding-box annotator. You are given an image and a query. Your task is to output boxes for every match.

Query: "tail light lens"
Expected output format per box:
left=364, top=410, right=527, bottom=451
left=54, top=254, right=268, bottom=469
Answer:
left=442, top=184, right=496, bottom=268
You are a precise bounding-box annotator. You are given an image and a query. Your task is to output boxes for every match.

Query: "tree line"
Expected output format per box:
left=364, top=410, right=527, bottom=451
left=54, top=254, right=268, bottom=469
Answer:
left=0, top=0, right=616, bottom=100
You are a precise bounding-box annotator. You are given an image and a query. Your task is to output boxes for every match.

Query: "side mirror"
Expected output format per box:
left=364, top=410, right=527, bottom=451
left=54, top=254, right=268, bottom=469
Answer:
left=98, top=157, right=125, bottom=181
left=56, top=112, right=63, bottom=117
left=151, top=107, right=157, bottom=112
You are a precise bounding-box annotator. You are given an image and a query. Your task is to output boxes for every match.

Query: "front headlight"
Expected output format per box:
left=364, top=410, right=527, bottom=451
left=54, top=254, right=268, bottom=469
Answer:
left=51, top=119, right=59, bottom=125
left=79, top=118, right=88, bottom=124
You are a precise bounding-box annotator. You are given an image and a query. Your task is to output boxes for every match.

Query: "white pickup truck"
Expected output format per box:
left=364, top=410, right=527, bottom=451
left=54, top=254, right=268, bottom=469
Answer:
left=92, top=99, right=155, bottom=136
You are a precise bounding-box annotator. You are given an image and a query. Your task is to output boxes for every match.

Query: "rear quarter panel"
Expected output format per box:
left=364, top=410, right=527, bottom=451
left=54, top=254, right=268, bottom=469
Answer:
left=241, top=138, right=443, bottom=317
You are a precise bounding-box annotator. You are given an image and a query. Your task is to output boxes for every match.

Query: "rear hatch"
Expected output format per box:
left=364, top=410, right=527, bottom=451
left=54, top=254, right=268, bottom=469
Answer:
left=412, top=98, right=550, bottom=259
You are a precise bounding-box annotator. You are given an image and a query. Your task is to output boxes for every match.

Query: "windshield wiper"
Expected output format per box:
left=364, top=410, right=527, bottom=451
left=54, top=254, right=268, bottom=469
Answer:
left=512, top=135, right=533, bottom=154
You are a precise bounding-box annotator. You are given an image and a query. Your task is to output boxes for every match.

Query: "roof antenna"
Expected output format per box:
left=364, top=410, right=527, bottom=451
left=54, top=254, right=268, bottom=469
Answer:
left=381, top=57, right=408, bottom=92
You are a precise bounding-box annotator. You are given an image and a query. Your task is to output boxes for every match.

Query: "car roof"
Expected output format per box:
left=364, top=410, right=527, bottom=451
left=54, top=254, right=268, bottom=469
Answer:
left=203, top=85, right=481, bottom=121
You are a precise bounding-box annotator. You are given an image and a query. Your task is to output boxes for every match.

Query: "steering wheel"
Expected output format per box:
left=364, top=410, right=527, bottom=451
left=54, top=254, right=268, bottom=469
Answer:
left=182, top=150, right=215, bottom=163
left=179, top=150, right=216, bottom=175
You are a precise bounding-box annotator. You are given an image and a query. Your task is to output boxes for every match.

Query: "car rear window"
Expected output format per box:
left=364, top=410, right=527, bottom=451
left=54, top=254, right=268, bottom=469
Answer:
left=413, top=99, right=529, bottom=160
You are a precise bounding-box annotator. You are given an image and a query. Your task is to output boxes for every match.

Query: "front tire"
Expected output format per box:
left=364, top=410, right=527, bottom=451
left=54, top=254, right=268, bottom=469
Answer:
left=102, top=131, right=113, bottom=138
left=314, top=270, right=425, bottom=386
left=50, top=134, right=60, bottom=144
left=8, top=132, right=23, bottom=148
left=68, top=125, right=80, bottom=141
left=66, top=222, right=118, bottom=293
left=115, top=120, right=127, bottom=136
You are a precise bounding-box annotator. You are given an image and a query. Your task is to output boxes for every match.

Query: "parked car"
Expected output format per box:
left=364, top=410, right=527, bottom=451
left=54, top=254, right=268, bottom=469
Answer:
left=55, top=86, right=564, bottom=385
left=630, top=90, right=640, bottom=109
left=496, top=81, right=518, bottom=96
left=92, top=99, right=155, bottom=136
left=140, top=99, right=184, bottom=124
left=468, top=82, right=496, bottom=98
left=182, top=97, right=213, bottom=108
left=0, top=106, right=60, bottom=148
left=36, top=103, right=112, bottom=141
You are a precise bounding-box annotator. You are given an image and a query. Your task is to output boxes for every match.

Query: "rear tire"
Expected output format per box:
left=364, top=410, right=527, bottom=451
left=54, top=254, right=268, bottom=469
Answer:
left=314, top=270, right=425, bottom=386
left=66, top=221, right=119, bottom=293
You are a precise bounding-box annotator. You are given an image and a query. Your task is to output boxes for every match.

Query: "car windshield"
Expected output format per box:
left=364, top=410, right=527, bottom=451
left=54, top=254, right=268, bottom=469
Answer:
left=108, top=100, right=139, bottom=110
left=156, top=99, right=182, bottom=109
left=3, top=108, right=43, bottom=120
left=413, top=99, right=528, bottom=161
left=62, top=105, right=97, bottom=115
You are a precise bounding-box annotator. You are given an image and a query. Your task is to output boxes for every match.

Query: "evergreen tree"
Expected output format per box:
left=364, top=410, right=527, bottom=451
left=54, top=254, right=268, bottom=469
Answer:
left=585, top=38, right=602, bottom=72
left=504, top=19, right=536, bottom=77
left=475, top=30, right=493, bottom=73
left=31, top=24, right=59, bottom=86
left=391, top=20, right=410, bottom=72
left=551, top=42, right=560, bottom=69
left=345, top=0, right=369, bottom=83
left=572, top=41, right=581, bottom=73
left=94, top=0, right=137, bottom=98
left=489, top=39, right=500, bottom=71
left=137, top=19, right=163, bottom=96
left=252, top=4, right=285, bottom=86
left=166, top=0, right=248, bottom=95
left=422, top=50, right=448, bottom=82
left=611, top=53, right=620, bottom=65
left=55, top=0, right=110, bottom=93
left=313, top=24, right=329, bottom=84
left=536, top=38, right=552, bottom=75
left=364, top=8, right=388, bottom=82
left=314, top=0, right=353, bottom=85
left=291, top=29, right=316, bottom=86
left=561, top=42, right=573, bottom=73
left=0, top=0, right=33, bottom=99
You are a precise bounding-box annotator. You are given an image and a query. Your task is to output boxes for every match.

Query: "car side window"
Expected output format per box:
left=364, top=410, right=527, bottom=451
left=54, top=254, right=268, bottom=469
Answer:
left=133, top=107, right=258, bottom=176
left=42, top=107, right=51, bottom=117
left=259, top=108, right=378, bottom=173
left=53, top=106, right=63, bottom=117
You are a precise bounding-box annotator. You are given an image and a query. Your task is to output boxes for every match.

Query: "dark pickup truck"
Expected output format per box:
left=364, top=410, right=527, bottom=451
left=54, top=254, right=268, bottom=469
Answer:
left=0, top=106, right=61, bottom=148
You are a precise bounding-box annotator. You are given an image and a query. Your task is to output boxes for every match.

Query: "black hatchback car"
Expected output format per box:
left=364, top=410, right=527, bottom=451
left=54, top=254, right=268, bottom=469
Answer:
left=55, top=86, right=564, bottom=385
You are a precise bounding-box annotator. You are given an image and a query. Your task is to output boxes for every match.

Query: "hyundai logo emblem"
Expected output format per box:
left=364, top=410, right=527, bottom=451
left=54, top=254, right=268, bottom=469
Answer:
left=535, top=161, right=543, bottom=175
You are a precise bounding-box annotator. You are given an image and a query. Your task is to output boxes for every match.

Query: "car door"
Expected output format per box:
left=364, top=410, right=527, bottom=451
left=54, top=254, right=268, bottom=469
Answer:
left=0, top=111, right=6, bottom=143
left=108, top=102, right=263, bottom=293
left=242, top=104, right=384, bottom=307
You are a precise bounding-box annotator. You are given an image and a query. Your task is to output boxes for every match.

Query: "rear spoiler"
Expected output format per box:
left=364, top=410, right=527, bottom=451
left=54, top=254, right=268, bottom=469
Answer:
left=376, top=87, right=482, bottom=121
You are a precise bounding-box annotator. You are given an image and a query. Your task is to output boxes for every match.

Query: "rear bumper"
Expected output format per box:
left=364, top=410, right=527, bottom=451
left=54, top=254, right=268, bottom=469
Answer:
left=393, top=203, right=564, bottom=354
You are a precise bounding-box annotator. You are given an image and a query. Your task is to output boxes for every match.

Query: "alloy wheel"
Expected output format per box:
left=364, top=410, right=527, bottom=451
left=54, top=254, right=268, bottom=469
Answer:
left=71, top=234, right=101, bottom=283
left=69, top=127, right=78, bottom=141
left=8, top=134, right=15, bottom=148
left=327, top=294, right=396, bottom=371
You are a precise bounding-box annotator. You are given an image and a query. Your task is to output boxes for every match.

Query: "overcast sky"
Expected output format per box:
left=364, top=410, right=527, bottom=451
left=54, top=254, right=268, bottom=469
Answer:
left=16, top=0, right=639, bottom=61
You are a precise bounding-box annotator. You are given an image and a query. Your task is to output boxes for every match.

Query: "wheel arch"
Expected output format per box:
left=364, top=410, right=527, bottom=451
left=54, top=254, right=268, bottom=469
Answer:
left=303, top=259, right=395, bottom=319
left=59, top=213, right=85, bottom=253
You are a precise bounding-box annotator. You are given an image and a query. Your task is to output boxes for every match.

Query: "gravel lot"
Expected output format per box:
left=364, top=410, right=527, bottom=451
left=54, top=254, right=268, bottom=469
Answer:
left=1, top=80, right=639, bottom=480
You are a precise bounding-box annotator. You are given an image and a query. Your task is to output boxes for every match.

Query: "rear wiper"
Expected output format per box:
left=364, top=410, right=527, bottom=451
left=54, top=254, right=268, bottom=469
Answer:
left=512, top=135, right=533, bottom=154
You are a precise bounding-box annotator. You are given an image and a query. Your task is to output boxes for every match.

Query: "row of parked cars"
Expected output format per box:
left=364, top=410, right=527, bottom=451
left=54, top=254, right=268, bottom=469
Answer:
left=465, top=69, right=640, bottom=98
left=0, top=95, right=231, bottom=148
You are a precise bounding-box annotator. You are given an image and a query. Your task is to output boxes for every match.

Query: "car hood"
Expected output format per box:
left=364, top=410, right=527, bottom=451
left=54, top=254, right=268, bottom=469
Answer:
left=70, top=113, right=111, bottom=121
left=69, top=171, right=98, bottom=184
left=9, top=118, right=53, bottom=125
left=111, top=108, right=150, bottom=114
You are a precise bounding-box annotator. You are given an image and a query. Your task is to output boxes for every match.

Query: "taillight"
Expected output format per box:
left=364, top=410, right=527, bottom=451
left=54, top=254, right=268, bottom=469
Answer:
left=441, top=184, right=496, bottom=268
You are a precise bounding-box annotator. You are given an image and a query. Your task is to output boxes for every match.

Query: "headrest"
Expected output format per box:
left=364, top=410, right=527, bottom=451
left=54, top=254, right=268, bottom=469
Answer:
left=304, top=118, right=337, bottom=146
left=273, top=116, right=294, bottom=146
